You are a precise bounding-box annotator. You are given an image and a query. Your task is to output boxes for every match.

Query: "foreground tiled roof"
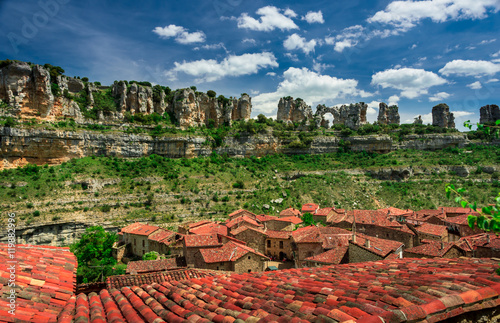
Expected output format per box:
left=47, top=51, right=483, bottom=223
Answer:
left=279, top=207, right=302, bottom=217
left=415, top=223, right=448, bottom=237
left=0, top=244, right=77, bottom=323
left=200, top=241, right=268, bottom=263
left=106, top=269, right=220, bottom=290
left=63, top=258, right=500, bottom=323
left=304, top=246, right=349, bottom=265
left=126, top=258, right=179, bottom=274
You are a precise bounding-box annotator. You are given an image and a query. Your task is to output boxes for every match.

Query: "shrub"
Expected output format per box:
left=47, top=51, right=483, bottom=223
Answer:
left=100, top=204, right=111, bottom=212
left=33, top=210, right=41, bottom=217
left=232, top=180, right=245, bottom=189
left=207, top=90, right=216, bottom=98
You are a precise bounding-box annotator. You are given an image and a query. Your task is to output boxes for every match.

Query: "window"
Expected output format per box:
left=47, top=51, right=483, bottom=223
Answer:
left=267, top=240, right=271, bottom=248
left=248, top=269, right=252, bottom=273
left=134, top=239, right=136, bottom=246
left=142, top=240, right=145, bottom=247
left=248, top=256, right=251, bottom=259
left=279, top=241, right=284, bottom=249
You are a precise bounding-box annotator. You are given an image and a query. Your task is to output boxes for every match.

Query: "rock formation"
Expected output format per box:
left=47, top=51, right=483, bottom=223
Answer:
left=0, top=61, right=54, bottom=117
left=335, top=103, right=368, bottom=130
left=432, top=103, right=455, bottom=128
left=0, top=61, right=252, bottom=128
left=479, top=104, right=500, bottom=124
left=277, top=97, right=313, bottom=124
left=414, top=116, right=423, bottom=125
left=377, top=103, right=400, bottom=125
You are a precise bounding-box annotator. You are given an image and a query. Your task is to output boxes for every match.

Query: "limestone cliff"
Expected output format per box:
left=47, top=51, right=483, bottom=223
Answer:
left=277, top=97, right=313, bottom=124
left=432, top=103, right=455, bottom=128
left=479, top=104, right=500, bottom=124
left=377, top=103, right=400, bottom=125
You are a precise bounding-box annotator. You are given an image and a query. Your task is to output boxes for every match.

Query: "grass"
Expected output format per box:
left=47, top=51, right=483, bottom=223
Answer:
left=0, top=144, right=499, bottom=228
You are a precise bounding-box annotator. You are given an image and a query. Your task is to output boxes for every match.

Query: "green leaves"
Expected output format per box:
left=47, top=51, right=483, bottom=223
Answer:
left=468, top=215, right=477, bottom=229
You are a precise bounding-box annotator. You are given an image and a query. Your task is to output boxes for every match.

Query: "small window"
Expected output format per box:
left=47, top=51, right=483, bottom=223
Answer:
left=142, top=240, right=145, bottom=247
left=267, top=240, right=271, bottom=248
left=248, top=256, right=251, bottom=259
left=134, top=239, right=136, bottom=246
left=279, top=241, right=284, bottom=249
left=248, top=269, right=252, bottom=273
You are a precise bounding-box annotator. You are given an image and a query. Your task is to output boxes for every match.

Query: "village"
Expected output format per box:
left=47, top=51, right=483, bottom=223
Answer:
left=113, top=203, right=500, bottom=280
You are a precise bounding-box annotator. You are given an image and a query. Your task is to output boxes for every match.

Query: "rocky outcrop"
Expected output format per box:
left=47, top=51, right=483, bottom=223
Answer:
left=334, top=103, right=368, bottom=130
left=414, top=115, right=423, bottom=125
left=277, top=97, right=313, bottom=124
left=432, top=103, right=455, bottom=128
left=479, top=104, right=500, bottom=124
left=377, top=103, right=400, bottom=125
left=0, top=61, right=54, bottom=117
left=233, top=94, right=252, bottom=120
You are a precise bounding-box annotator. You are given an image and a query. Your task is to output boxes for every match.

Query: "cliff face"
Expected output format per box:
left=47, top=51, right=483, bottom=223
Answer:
left=0, top=126, right=470, bottom=169
left=0, top=62, right=252, bottom=128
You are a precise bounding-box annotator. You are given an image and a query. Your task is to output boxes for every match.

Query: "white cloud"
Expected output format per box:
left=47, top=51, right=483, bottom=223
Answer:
left=312, top=60, right=334, bottom=73
left=366, top=101, right=380, bottom=121
left=253, top=67, right=372, bottom=115
left=479, top=39, right=496, bottom=45
left=467, top=81, right=482, bottom=89
left=453, top=111, right=474, bottom=117
left=194, top=43, right=226, bottom=51
left=388, top=95, right=399, bottom=106
left=242, top=38, right=256, bottom=45
left=325, top=37, right=335, bottom=45
left=371, top=68, right=448, bottom=99
left=236, top=6, right=299, bottom=31
left=331, top=25, right=364, bottom=52
left=283, top=34, right=318, bottom=54
left=367, top=0, right=500, bottom=33
left=492, top=50, right=500, bottom=57
left=487, top=78, right=499, bottom=83
left=168, top=52, right=278, bottom=82
left=439, top=59, right=500, bottom=76
left=284, top=8, right=297, bottom=18
left=411, top=44, right=417, bottom=49
left=302, top=10, right=324, bottom=24
left=334, top=40, right=356, bottom=53
left=284, top=53, right=299, bottom=62
left=152, top=25, right=206, bottom=44
left=429, top=92, right=451, bottom=102
left=266, top=72, right=277, bottom=77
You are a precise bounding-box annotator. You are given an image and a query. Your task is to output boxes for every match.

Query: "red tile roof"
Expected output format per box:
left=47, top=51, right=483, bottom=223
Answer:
left=200, top=241, right=268, bottom=263
left=0, top=244, right=77, bottom=323
left=292, top=226, right=352, bottom=249
left=255, top=214, right=275, bottom=222
left=301, top=203, right=319, bottom=213
left=225, top=215, right=263, bottom=229
left=230, top=225, right=266, bottom=237
left=404, top=240, right=458, bottom=257
left=227, top=209, right=257, bottom=219
left=279, top=207, right=302, bottom=217
left=189, top=222, right=228, bottom=236
left=183, top=234, right=221, bottom=248
left=444, top=214, right=471, bottom=225
left=126, top=258, right=180, bottom=274
left=415, top=223, right=448, bottom=237
left=148, top=228, right=176, bottom=243
left=121, top=222, right=160, bottom=236
left=305, top=246, right=349, bottom=265
left=61, top=258, right=500, bottom=323
left=106, top=269, right=220, bottom=290
left=265, top=216, right=303, bottom=224
left=315, top=207, right=335, bottom=216
left=439, top=207, right=480, bottom=215
left=458, top=233, right=500, bottom=251
left=378, top=207, right=413, bottom=216
left=265, top=230, right=292, bottom=239
left=351, top=233, right=404, bottom=258
left=188, top=220, right=212, bottom=229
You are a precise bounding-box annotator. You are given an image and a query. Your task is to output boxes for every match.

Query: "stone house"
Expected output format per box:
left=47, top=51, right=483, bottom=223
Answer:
left=348, top=233, right=403, bottom=263
left=403, top=240, right=465, bottom=258
left=262, top=216, right=302, bottom=231
left=230, top=226, right=266, bottom=254
left=226, top=215, right=263, bottom=231
left=456, top=233, right=500, bottom=258
left=313, top=207, right=336, bottom=224
left=304, top=247, right=349, bottom=267
left=148, top=229, right=184, bottom=257
left=301, top=203, right=320, bottom=215
left=120, top=222, right=160, bottom=257
left=414, top=223, right=448, bottom=242
left=183, top=234, right=222, bottom=267
left=265, top=230, right=292, bottom=260
left=227, top=209, right=257, bottom=220
left=444, top=214, right=482, bottom=241
left=195, top=241, right=269, bottom=273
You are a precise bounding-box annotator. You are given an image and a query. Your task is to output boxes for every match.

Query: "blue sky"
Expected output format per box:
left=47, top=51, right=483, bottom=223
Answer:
left=1, top=0, right=500, bottom=129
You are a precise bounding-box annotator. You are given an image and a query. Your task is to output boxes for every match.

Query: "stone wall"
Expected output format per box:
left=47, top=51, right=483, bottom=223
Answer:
left=348, top=242, right=384, bottom=263
left=265, top=237, right=293, bottom=259
left=233, top=229, right=266, bottom=254
left=295, top=242, right=324, bottom=267
left=233, top=252, right=265, bottom=273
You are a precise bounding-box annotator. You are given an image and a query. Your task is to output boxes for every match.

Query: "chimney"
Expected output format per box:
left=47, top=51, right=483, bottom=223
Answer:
left=352, top=234, right=357, bottom=243
left=365, top=239, right=371, bottom=248
left=487, top=234, right=491, bottom=244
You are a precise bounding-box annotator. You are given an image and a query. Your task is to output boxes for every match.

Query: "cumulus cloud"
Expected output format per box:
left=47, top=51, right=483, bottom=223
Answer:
left=253, top=67, right=372, bottom=115
left=491, top=50, right=500, bottom=57
left=334, top=40, right=356, bottom=53
left=329, top=25, right=365, bottom=53
left=453, top=111, right=474, bottom=117
left=367, top=0, right=500, bottom=33
left=388, top=95, right=399, bottom=106
left=167, top=52, right=278, bottom=82
left=266, top=72, right=277, bottom=77
left=283, top=34, right=318, bottom=54
left=439, top=59, right=500, bottom=76
left=302, top=10, right=324, bottom=24
left=153, top=25, right=206, bottom=44
left=194, top=43, right=226, bottom=51
left=467, top=81, right=482, bottom=89
left=312, top=60, right=334, bottom=73
left=371, top=68, right=447, bottom=99
left=236, top=6, right=299, bottom=31
left=487, top=78, right=499, bottom=83
left=242, top=38, right=256, bottom=45
left=429, top=92, right=451, bottom=102
left=284, top=8, right=298, bottom=18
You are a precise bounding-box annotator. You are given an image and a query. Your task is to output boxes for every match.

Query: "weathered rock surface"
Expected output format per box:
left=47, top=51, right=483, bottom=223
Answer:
left=336, top=103, right=368, bottom=130
left=479, top=104, right=500, bottom=124
left=432, top=103, right=455, bottom=128
left=277, top=97, right=313, bottom=124
left=0, top=126, right=471, bottom=169
left=414, top=115, right=423, bottom=125
left=377, top=103, right=400, bottom=125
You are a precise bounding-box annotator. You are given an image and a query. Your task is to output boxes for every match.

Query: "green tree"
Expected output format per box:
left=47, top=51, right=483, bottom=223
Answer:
left=301, top=213, right=316, bottom=226
left=143, top=251, right=159, bottom=260
left=207, top=90, right=216, bottom=98
left=70, top=226, right=118, bottom=283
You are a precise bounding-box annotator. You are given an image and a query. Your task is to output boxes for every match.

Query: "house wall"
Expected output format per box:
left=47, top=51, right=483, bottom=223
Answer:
left=264, top=220, right=293, bottom=231
left=125, top=233, right=150, bottom=257
left=348, top=243, right=383, bottom=263
left=233, top=230, right=266, bottom=254
left=233, top=252, right=265, bottom=273
left=476, top=246, right=500, bottom=258
left=355, top=224, right=416, bottom=248
left=295, top=242, right=324, bottom=267
left=265, top=237, right=293, bottom=259
left=185, top=247, right=207, bottom=267
left=417, top=232, right=448, bottom=243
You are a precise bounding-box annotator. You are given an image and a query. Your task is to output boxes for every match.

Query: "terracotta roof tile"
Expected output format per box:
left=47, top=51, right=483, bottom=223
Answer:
left=378, top=207, right=413, bottom=216
left=200, top=241, right=269, bottom=263
left=279, top=208, right=302, bottom=217
left=305, top=247, right=349, bottom=264
left=404, top=240, right=457, bottom=257
left=121, top=222, right=160, bottom=236
left=0, top=244, right=77, bottom=322
left=265, top=230, right=292, bottom=239
left=225, top=215, right=263, bottom=229
left=228, top=209, right=257, bottom=219
left=230, top=225, right=266, bottom=237
left=184, top=234, right=221, bottom=248
left=148, top=228, right=176, bottom=243
left=415, top=223, right=448, bottom=237
left=351, top=233, right=403, bottom=258
left=301, top=203, right=320, bottom=213
left=126, top=258, right=180, bottom=274
left=190, top=222, right=228, bottom=236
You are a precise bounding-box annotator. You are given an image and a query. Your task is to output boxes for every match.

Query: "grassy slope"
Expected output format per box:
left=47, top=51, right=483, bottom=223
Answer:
left=1, top=144, right=499, bottom=228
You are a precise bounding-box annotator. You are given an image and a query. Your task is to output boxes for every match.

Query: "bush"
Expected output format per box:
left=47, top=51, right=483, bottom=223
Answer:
left=207, top=90, right=216, bottom=98
left=232, top=180, right=245, bottom=189
left=33, top=210, right=40, bottom=217
left=100, top=204, right=111, bottom=212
